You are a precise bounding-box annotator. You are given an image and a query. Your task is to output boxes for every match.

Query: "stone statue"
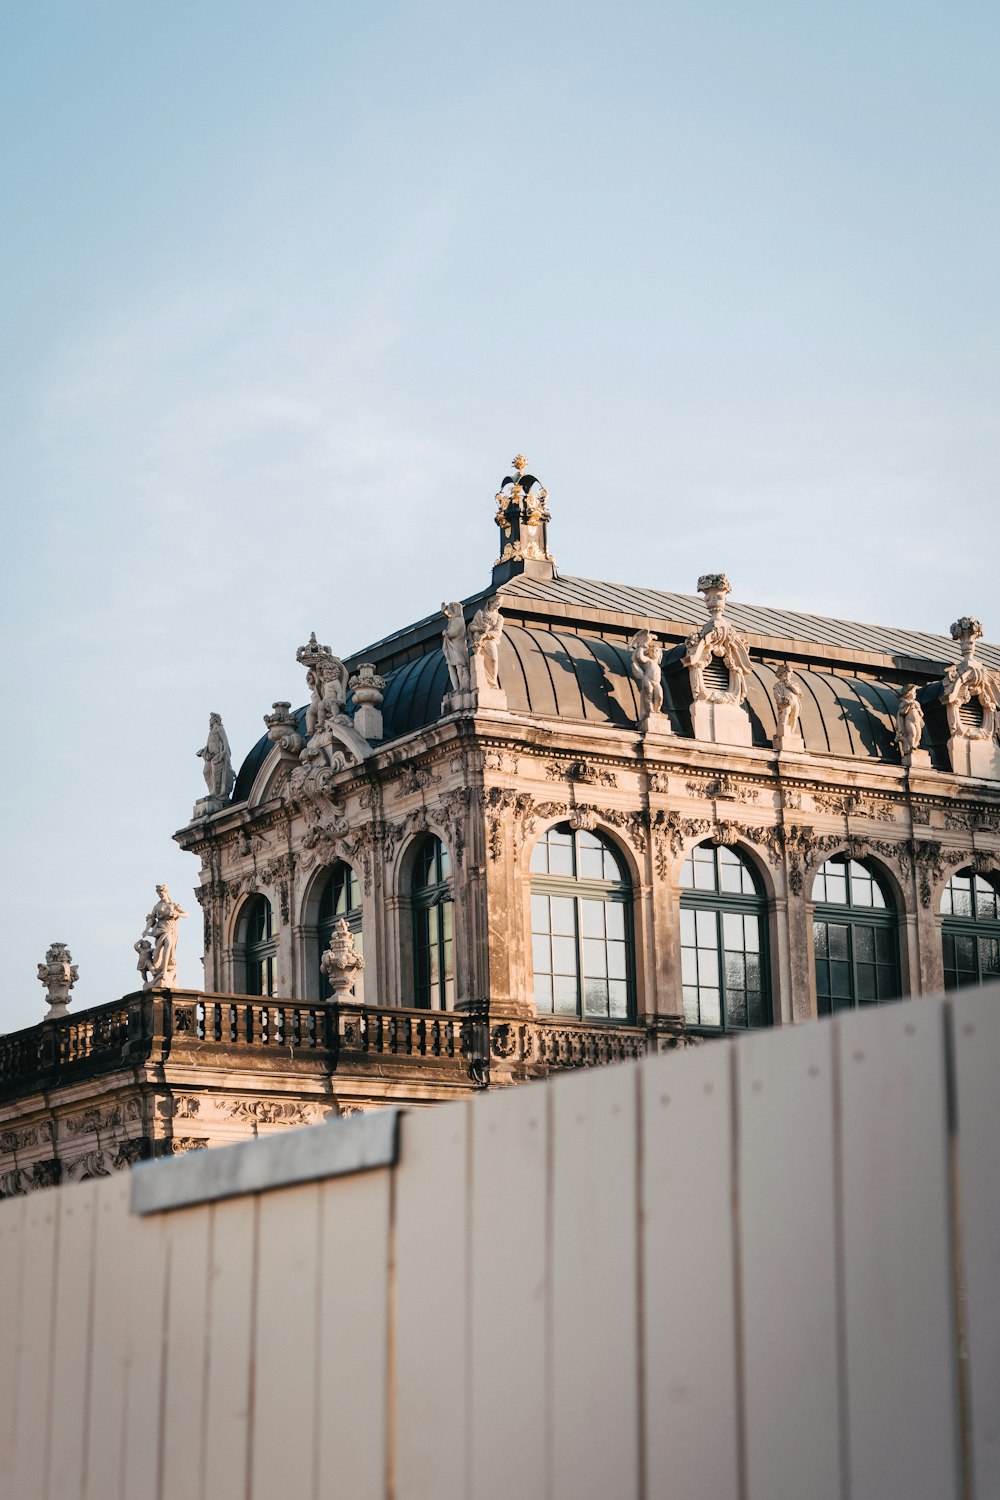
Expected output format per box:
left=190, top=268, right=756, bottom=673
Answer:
left=134, top=938, right=155, bottom=988
left=468, top=599, right=505, bottom=691
left=628, top=629, right=664, bottom=724
left=773, top=664, right=802, bottom=738
left=442, top=602, right=472, bottom=695
left=196, top=713, right=235, bottom=801
left=138, top=885, right=188, bottom=990
left=320, top=919, right=365, bottom=998
left=37, top=942, right=78, bottom=1019
left=297, top=633, right=350, bottom=735
left=683, top=574, right=753, bottom=705
left=895, top=685, right=925, bottom=757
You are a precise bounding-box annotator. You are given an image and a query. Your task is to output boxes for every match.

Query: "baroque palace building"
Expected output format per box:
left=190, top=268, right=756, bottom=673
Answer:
left=3, top=456, right=1000, bottom=1190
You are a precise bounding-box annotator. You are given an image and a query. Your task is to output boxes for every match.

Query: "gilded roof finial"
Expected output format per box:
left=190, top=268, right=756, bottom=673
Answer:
left=511, top=454, right=528, bottom=475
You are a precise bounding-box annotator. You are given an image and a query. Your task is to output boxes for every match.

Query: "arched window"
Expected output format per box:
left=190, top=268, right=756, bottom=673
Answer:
left=243, top=896, right=276, bottom=997
left=412, top=836, right=454, bottom=1010
left=812, top=856, right=899, bottom=1013
left=318, top=862, right=363, bottom=1001
left=530, top=823, right=634, bottom=1021
left=679, top=842, right=771, bottom=1032
left=941, top=870, right=1000, bottom=989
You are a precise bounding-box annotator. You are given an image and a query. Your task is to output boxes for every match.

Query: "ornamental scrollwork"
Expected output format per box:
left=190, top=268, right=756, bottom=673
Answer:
left=811, top=791, right=896, bottom=824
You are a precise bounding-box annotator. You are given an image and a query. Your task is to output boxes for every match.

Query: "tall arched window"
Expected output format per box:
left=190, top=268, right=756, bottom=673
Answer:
left=412, top=836, right=454, bottom=1010
left=680, top=842, right=771, bottom=1032
left=530, top=823, right=634, bottom=1020
left=812, top=856, right=899, bottom=1013
left=318, top=862, right=363, bottom=1001
left=941, top=869, right=1000, bottom=989
left=243, top=896, right=276, bottom=997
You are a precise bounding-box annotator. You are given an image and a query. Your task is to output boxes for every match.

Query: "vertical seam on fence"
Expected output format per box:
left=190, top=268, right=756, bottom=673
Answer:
left=635, top=1066, right=647, bottom=1500
left=41, top=1196, right=61, bottom=1500
left=79, top=1186, right=99, bottom=1496
left=312, top=1192, right=323, bottom=1500
left=386, top=1159, right=397, bottom=1500
left=944, top=1000, right=974, bottom=1500
left=244, top=1197, right=260, bottom=1500
left=464, top=1100, right=473, bottom=1500
left=199, top=1206, right=216, bottom=1500
left=730, top=1044, right=748, bottom=1500
left=831, top=1018, right=851, bottom=1500
left=9, top=1199, right=26, bottom=1482
left=156, top=1228, right=171, bottom=1500
left=544, top=1085, right=554, bottom=1500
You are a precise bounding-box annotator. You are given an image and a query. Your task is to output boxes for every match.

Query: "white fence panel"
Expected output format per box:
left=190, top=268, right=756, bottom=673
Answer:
left=469, top=1081, right=549, bottom=1500
left=550, top=1062, right=639, bottom=1500
left=0, top=984, right=997, bottom=1500
left=951, top=984, right=1000, bottom=1499
left=837, top=998, right=959, bottom=1500
left=640, top=1042, right=740, bottom=1500
left=48, top=1179, right=97, bottom=1500
left=394, top=1101, right=469, bottom=1500
left=738, top=1022, right=842, bottom=1500
left=0, top=1194, right=25, bottom=1485
left=316, top=1165, right=391, bottom=1499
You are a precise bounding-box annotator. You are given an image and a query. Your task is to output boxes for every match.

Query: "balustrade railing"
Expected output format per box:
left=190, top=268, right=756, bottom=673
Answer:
left=0, top=988, right=660, bottom=1101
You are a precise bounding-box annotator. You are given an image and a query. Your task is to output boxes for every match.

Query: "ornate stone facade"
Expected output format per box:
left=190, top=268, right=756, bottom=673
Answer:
left=2, top=459, right=1000, bottom=1193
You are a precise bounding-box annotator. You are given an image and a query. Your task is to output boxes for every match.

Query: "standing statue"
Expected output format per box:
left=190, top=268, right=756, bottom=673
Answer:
left=628, top=630, right=665, bottom=723
left=37, top=942, right=79, bottom=1019
left=196, top=713, right=235, bottom=801
left=442, top=601, right=472, bottom=695
left=773, top=664, right=802, bottom=738
left=468, top=598, right=505, bottom=691
left=138, top=885, right=188, bottom=990
left=895, top=685, right=926, bottom=758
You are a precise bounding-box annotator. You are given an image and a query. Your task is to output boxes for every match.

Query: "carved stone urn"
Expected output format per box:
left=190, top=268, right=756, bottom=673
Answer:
left=37, top=943, right=79, bottom=1019
left=320, top=919, right=365, bottom=999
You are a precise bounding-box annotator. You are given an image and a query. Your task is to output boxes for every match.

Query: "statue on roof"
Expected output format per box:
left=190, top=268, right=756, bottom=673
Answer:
left=469, top=598, right=504, bottom=692
left=297, top=633, right=350, bottom=734
left=628, top=629, right=667, bottom=732
left=197, top=713, right=235, bottom=801
left=137, top=885, right=188, bottom=990
left=441, top=601, right=472, bottom=702
left=683, top=574, right=752, bottom=706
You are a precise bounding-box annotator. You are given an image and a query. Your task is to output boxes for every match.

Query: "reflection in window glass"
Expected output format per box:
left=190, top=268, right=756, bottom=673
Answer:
left=412, top=836, right=454, bottom=1009
left=244, top=896, right=276, bottom=997
left=679, top=843, right=770, bottom=1032
left=941, top=870, right=1000, bottom=990
left=812, top=856, right=898, bottom=1013
left=530, top=824, right=632, bottom=1021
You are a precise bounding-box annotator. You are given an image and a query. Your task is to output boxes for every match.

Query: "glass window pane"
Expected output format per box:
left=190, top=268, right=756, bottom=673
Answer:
left=608, top=942, right=627, bottom=980
left=532, top=935, right=551, bottom=976
left=828, top=924, right=849, bottom=960
left=854, top=926, right=875, bottom=962
left=727, top=988, right=748, bottom=1028
left=683, top=986, right=700, bottom=1023
left=583, top=939, right=608, bottom=978
left=605, top=903, right=625, bottom=940
left=744, top=915, right=761, bottom=953
left=875, top=927, right=894, bottom=963
left=531, top=894, right=550, bottom=934
left=722, top=912, right=744, bottom=951
left=530, top=836, right=549, bottom=874
left=552, top=936, right=577, bottom=975
left=747, top=989, right=766, bottom=1027
left=535, top=974, right=553, bottom=1011
left=851, top=869, right=874, bottom=907
left=696, top=910, right=717, bottom=947
left=681, top=908, right=697, bottom=944
left=814, top=922, right=829, bottom=958
left=578, top=840, right=605, bottom=881
left=550, top=897, right=575, bottom=936
left=553, top=974, right=577, bottom=1014
left=725, top=952, right=746, bottom=990
left=949, top=876, right=974, bottom=919
left=682, top=949, right=699, bottom=985
left=584, top=979, right=610, bottom=1017
left=549, top=830, right=574, bottom=877
left=824, top=867, right=848, bottom=906
left=718, top=849, right=745, bottom=894
left=699, top=988, right=722, bottom=1027
left=745, top=953, right=762, bottom=990
left=580, top=900, right=605, bottom=938
left=981, top=937, right=1000, bottom=976
left=831, top=961, right=853, bottom=1000
left=680, top=854, right=696, bottom=890
left=608, top=981, right=628, bottom=1018
left=975, top=877, right=1000, bottom=921
left=694, top=848, right=718, bottom=891
left=439, top=843, right=451, bottom=880
left=698, top=948, right=719, bottom=988
left=856, top=964, right=877, bottom=1001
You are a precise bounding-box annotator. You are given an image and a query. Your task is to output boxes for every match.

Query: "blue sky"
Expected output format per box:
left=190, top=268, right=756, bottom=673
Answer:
left=2, top=1, right=999, bottom=1027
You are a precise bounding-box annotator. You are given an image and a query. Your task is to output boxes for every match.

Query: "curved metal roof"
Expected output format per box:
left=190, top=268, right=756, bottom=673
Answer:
left=232, top=626, right=941, bottom=803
